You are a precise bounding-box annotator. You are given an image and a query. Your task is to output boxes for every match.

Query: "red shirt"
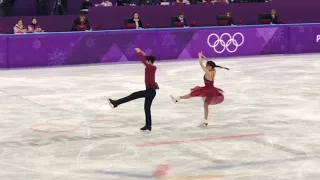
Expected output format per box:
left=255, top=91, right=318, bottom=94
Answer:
left=137, top=52, right=159, bottom=89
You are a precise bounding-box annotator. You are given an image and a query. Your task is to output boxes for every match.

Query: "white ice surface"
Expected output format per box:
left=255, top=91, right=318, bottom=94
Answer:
left=0, top=54, right=319, bottom=180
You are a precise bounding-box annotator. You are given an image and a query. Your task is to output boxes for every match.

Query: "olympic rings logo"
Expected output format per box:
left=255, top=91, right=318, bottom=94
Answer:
left=207, top=32, right=244, bottom=53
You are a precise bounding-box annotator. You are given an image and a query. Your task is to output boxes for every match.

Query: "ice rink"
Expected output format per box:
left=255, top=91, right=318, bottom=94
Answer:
left=0, top=54, right=319, bottom=180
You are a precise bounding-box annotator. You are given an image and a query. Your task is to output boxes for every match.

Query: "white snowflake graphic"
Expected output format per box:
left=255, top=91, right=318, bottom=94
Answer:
left=32, top=39, right=42, bottom=49
left=161, top=32, right=176, bottom=48
left=271, top=28, right=284, bottom=43
left=145, top=48, right=152, bottom=55
left=48, top=49, right=66, bottom=65
left=86, top=38, right=95, bottom=48
left=192, top=34, right=199, bottom=40
left=0, top=53, right=5, bottom=65
left=124, top=43, right=136, bottom=57
left=255, top=31, right=262, bottom=38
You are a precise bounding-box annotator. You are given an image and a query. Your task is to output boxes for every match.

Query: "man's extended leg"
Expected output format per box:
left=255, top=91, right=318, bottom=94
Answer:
left=109, top=90, right=146, bottom=108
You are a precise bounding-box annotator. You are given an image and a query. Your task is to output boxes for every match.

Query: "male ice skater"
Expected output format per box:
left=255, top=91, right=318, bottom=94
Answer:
left=108, top=48, right=159, bottom=131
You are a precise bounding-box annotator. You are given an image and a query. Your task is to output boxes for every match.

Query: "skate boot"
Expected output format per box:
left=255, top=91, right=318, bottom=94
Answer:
left=140, top=126, right=152, bottom=131
left=108, top=98, right=118, bottom=108
left=198, top=119, right=208, bottom=127
left=170, top=95, right=180, bottom=103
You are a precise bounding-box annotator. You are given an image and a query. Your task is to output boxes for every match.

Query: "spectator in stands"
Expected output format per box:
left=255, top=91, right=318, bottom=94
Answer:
left=72, top=15, right=91, bottom=31
left=159, top=0, right=169, bottom=5
left=13, top=20, right=27, bottom=34
left=80, top=0, right=93, bottom=14
left=0, top=0, right=14, bottom=17
left=97, top=0, right=112, bottom=6
left=28, top=18, right=44, bottom=33
left=173, top=0, right=190, bottom=5
left=116, top=0, right=129, bottom=6
left=128, top=12, right=143, bottom=29
left=226, top=12, right=235, bottom=25
left=172, top=12, right=188, bottom=27
left=269, top=9, right=278, bottom=24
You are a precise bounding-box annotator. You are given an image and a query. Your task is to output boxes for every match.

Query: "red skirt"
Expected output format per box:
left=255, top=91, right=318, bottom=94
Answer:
left=190, top=86, right=224, bottom=105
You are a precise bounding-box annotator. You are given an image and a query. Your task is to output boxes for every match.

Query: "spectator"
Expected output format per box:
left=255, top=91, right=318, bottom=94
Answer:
left=37, top=0, right=48, bottom=16
left=159, top=0, right=170, bottom=5
left=172, top=12, right=188, bottom=27
left=28, top=18, right=44, bottom=33
left=226, top=12, right=235, bottom=25
left=127, top=12, right=143, bottom=29
left=173, top=0, right=190, bottom=5
left=269, top=9, right=278, bottom=24
left=96, top=0, right=112, bottom=6
left=72, top=15, right=91, bottom=31
left=0, top=0, right=14, bottom=17
left=80, top=0, right=93, bottom=14
left=13, top=20, right=27, bottom=34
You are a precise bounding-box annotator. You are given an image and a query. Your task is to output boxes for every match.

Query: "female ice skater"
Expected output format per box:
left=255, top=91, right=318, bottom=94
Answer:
left=108, top=48, right=159, bottom=131
left=170, top=52, right=228, bottom=126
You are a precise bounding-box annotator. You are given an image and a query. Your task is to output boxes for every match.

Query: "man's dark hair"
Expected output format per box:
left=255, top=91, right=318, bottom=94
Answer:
left=146, top=56, right=156, bottom=64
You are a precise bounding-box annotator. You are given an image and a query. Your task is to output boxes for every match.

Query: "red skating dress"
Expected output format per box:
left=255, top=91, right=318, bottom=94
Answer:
left=190, top=76, right=224, bottom=105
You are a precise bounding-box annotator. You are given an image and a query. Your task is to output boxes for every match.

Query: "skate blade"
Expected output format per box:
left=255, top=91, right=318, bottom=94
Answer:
left=170, top=95, right=178, bottom=103
left=107, top=99, right=114, bottom=108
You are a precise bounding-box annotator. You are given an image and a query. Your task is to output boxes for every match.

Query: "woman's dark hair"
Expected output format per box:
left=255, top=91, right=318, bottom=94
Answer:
left=206, top=61, right=229, bottom=70
left=146, top=56, right=156, bottom=64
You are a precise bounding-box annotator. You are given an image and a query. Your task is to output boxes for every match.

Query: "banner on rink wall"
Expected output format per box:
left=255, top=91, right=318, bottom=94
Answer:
left=0, top=23, right=319, bottom=68
left=289, top=25, right=320, bottom=54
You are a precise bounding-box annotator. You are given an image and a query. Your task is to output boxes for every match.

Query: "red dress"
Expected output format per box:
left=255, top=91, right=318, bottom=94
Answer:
left=190, top=76, right=224, bottom=105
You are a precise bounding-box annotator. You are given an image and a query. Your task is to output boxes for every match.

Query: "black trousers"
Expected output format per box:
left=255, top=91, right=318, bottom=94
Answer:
left=114, top=89, right=156, bottom=127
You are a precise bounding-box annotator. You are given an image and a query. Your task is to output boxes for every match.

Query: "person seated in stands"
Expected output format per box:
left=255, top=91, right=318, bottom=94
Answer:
left=173, top=12, right=188, bottom=27
left=96, top=0, right=112, bottom=6
left=203, top=0, right=214, bottom=4
left=128, top=12, right=143, bottom=29
left=159, top=0, right=170, bottom=5
left=141, top=0, right=155, bottom=5
left=173, top=0, right=190, bottom=5
left=72, top=15, right=91, bottom=31
left=226, top=12, right=235, bottom=25
left=13, top=20, right=27, bottom=34
left=116, top=0, right=129, bottom=6
left=269, top=9, right=278, bottom=24
left=28, top=18, right=44, bottom=33
left=80, top=0, right=93, bottom=14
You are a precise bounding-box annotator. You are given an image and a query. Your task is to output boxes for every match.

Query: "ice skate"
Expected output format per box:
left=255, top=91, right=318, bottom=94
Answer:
left=198, top=119, right=208, bottom=127
left=140, top=126, right=152, bottom=131
left=108, top=98, right=117, bottom=108
left=170, top=95, right=180, bottom=103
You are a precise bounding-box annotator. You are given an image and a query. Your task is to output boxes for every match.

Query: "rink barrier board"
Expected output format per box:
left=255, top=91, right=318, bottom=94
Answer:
left=0, top=23, right=320, bottom=68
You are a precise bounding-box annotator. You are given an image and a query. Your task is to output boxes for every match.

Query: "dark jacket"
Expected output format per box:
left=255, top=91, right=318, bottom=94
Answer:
left=172, top=17, right=188, bottom=27
left=269, top=14, right=278, bottom=24
left=127, top=19, right=143, bottom=28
